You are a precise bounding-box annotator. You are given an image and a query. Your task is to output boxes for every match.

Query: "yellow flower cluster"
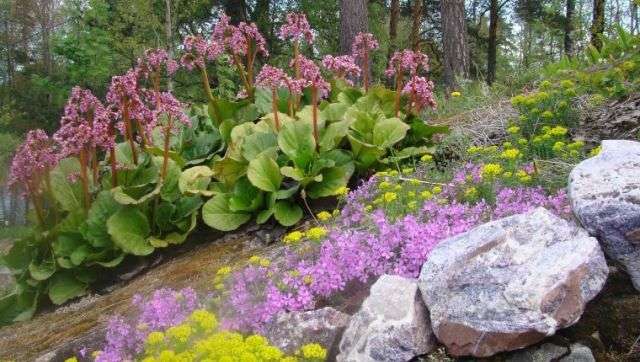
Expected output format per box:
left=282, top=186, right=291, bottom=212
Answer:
left=316, top=211, right=332, bottom=222
left=500, top=149, right=521, bottom=160
left=249, top=255, right=271, bottom=267
left=214, top=266, right=232, bottom=291
left=283, top=231, right=304, bottom=244
left=334, top=186, right=349, bottom=197
left=589, top=145, right=602, bottom=157
left=481, top=163, right=503, bottom=179
left=420, top=154, right=434, bottom=163
left=306, top=227, right=327, bottom=241
left=451, top=91, right=462, bottom=97
left=140, top=310, right=327, bottom=362
left=383, top=192, right=397, bottom=203
left=506, top=126, right=520, bottom=135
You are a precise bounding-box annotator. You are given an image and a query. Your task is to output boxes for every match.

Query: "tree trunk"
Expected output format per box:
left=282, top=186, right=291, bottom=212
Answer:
left=591, top=0, right=605, bottom=49
left=224, top=0, right=248, bottom=24
left=441, top=0, right=469, bottom=92
left=411, top=0, right=423, bottom=50
left=487, top=0, right=499, bottom=85
left=388, top=0, right=400, bottom=60
left=254, top=0, right=271, bottom=51
left=630, top=0, right=638, bottom=35
left=165, top=0, right=174, bottom=90
left=564, top=0, right=575, bottom=57
left=339, top=0, right=368, bottom=54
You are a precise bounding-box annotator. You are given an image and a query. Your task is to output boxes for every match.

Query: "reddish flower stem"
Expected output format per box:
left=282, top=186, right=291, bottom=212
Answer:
left=161, top=116, right=173, bottom=181
left=311, top=85, right=319, bottom=149
left=122, top=99, right=139, bottom=165
left=79, top=148, right=91, bottom=211
left=272, top=88, right=280, bottom=131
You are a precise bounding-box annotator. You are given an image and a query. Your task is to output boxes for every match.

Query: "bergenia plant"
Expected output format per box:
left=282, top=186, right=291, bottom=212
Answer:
left=106, top=69, right=152, bottom=165
left=351, top=32, right=379, bottom=92
left=256, top=65, right=288, bottom=130
left=294, top=54, right=330, bottom=146
left=402, top=75, right=437, bottom=114
left=213, top=13, right=268, bottom=100
left=386, top=50, right=430, bottom=116
left=54, top=87, right=113, bottom=210
left=321, top=54, right=361, bottom=86
left=279, top=12, right=314, bottom=110
left=8, top=129, right=58, bottom=226
left=136, top=48, right=179, bottom=91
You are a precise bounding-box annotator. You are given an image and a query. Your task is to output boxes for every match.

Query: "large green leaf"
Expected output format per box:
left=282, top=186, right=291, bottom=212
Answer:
left=48, top=271, right=87, bottom=305
left=273, top=201, right=303, bottom=226
left=179, top=166, right=214, bottom=196
left=229, top=177, right=263, bottom=212
left=372, top=117, right=410, bottom=148
left=159, top=159, right=182, bottom=202
left=319, top=120, right=351, bottom=152
left=211, top=155, right=248, bottom=187
left=242, top=132, right=278, bottom=161
left=81, top=191, right=119, bottom=248
left=28, top=256, right=55, bottom=281
left=202, top=194, right=251, bottom=231
left=278, top=121, right=315, bottom=169
left=107, top=207, right=153, bottom=256
left=306, top=167, right=351, bottom=199
left=50, top=157, right=83, bottom=212
left=247, top=154, right=282, bottom=192
left=111, top=184, right=161, bottom=205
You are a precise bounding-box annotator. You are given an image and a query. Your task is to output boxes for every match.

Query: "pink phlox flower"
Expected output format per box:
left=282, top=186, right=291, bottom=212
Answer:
left=278, top=12, right=314, bottom=44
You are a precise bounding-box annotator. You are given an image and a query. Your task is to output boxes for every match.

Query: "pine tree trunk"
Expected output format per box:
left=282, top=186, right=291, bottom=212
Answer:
left=591, top=0, right=605, bottom=49
left=165, top=0, right=174, bottom=91
left=411, top=0, right=423, bottom=50
left=441, top=0, right=469, bottom=92
left=254, top=0, right=271, bottom=45
left=339, top=0, right=368, bottom=54
left=564, top=0, right=575, bottom=56
left=388, top=0, right=400, bottom=60
left=225, top=0, right=248, bottom=24
left=487, top=0, right=499, bottom=85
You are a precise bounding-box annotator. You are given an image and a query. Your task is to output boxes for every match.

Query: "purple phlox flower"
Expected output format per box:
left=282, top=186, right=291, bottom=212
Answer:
left=278, top=12, right=314, bottom=44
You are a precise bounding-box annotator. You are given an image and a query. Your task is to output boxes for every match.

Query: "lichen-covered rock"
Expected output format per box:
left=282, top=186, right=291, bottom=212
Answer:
left=568, top=139, right=640, bottom=290
left=264, top=307, right=350, bottom=355
left=337, top=274, right=436, bottom=362
left=505, top=342, right=568, bottom=362
left=419, top=207, right=608, bottom=357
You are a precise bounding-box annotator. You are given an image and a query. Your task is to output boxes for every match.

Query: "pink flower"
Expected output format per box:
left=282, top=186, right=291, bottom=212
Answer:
left=321, top=55, right=361, bottom=85
left=278, top=12, right=314, bottom=44
left=148, top=91, right=191, bottom=133
left=402, top=76, right=437, bottom=111
left=213, top=13, right=268, bottom=58
left=136, top=48, right=179, bottom=79
left=291, top=55, right=330, bottom=98
left=106, top=69, right=155, bottom=137
left=385, top=49, right=430, bottom=78
left=54, top=87, right=114, bottom=157
left=8, top=129, right=58, bottom=193
left=256, top=65, right=288, bottom=90
left=351, top=32, right=379, bottom=60
left=180, top=35, right=222, bottom=71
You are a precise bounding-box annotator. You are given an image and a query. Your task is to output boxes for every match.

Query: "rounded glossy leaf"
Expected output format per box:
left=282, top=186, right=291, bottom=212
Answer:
left=278, top=121, right=315, bottom=169
left=202, top=194, right=251, bottom=231
left=107, top=207, right=153, bottom=256
left=247, top=154, right=282, bottom=192
left=273, top=201, right=303, bottom=226
left=179, top=166, right=214, bottom=196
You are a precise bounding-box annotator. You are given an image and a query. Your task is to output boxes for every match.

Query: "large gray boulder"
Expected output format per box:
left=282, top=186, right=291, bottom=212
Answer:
left=264, top=307, right=350, bottom=355
left=337, top=274, right=436, bottom=362
left=419, top=207, right=608, bottom=357
left=568, top=139, right=640, bottom=290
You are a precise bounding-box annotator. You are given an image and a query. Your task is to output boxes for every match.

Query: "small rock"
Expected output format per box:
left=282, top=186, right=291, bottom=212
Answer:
left=568, top=139, right=640, bottom=290
left=265, top=307, right=350, bottom=355
left=337, top=274, right=436, bottom=362
left=419, top=207, right=608, bottom=357
left=505, top=343, right=568, bottom=362
left=563, top=343, right=595, bottom=362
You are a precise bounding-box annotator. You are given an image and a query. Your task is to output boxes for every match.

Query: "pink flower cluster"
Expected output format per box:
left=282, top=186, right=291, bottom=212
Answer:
left=180, top=35, right=222, bottom=71
left=278, top=12, right=314, bottom=44
left=54, top=87, right=114, bottom=157
left=106, top=69, right=157, bottom=137
left=8, top=129, right=57, bottom=193
left=292, top=55, right=330, bottom=98
left=321, top=55, right=361, bottom=85
left=255, top=65, right=288, bottom=90
left=148, top=91, right=191, bottom=132
left=385, top=49, right=430, bottom=78
left=213, top=13, right=268, bottom=58
left=96, top=288, right=199, bottom=362
left=402, top=76, right=437, bottom=111
left=137, top=48, right=179, bottom=79
left=351, top=32, right=379, bottom=59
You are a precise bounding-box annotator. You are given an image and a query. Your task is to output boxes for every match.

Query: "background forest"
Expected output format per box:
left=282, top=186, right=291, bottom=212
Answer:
left=0, top=0, right=638, bottom=227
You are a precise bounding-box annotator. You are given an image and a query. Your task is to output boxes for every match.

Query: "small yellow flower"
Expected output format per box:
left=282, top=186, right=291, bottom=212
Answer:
left=249, top=255, right=261, bottom=264
left=64, top=358, right=79, bottom=362
left=589, top=146, right=602, bottom=157
left=548, top=126, right=568, bottom=137
left=364, top=205, right=373, bottom=212
left=560, top=79, right=575, bottom=89
left=215, top=282, right=224, bottom=290
left=283, top=231, right=305, bottom=244
left=306, top=227, right=327, bottom=241
left=402, top=167, right=414, bottom=174
left=506, top=126, right=520, bottom=134
left=502, top=171, right=513, bottom=178
left=389, top=170, right=399, bottom=176
left=299, top=343, right=327, bottom=360
left=567, top=141, right=584, bottom=151
left=420, top=154, right=434, bottom=162
left=375, top=171, right=389, bottom=177
left=383, top=192, right=397, bottom=203
left=541, top=110, right=554, bottom=120
left=334, top=186, right=349, bottom=197
left=316, top=211, right=332, bottom=222
left=500, top=149, right=521, bottom=160
left=378, top=181, right=392, bottom=190
left=393, top=184, right=402, bottom=191
left=332, top=209, right=340, bottom=217
left=432, top=186, right=442, bottom=194
left=467, top=146, right=482, bottom=155
left=482, top=163, right=503, bottom=179
left=303, top=275, right=314, bottom=285
left=552, top=141, right=566, bottom=153
left=451, top=91, right=462, bottom=97
left=519, top=175, right=532, bottom=183
left=464, top=187, right=478, bottom=199
left=166, top=324, right=192, bottom=344
left=216, top=266, right=232, bottom=277
left=146, top=331, right=166, bottom=346
left=420, top=190, right=433, bottom=200
left=259, top=258, right=271, bottom=267
left=409, top=178, right=421, bottom=186
left=407, top=201, right=417, bottom=210
left=407, top=191, right=416, bottom=198
left=518, top=138, right=528, bottom=146
left=372, top=197, right=383, bottom=205
left=503, top=142, right=513, bottom=149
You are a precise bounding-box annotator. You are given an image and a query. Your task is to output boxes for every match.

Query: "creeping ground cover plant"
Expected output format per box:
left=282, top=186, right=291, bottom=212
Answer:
left=0, top=11, right=449, bottom=324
